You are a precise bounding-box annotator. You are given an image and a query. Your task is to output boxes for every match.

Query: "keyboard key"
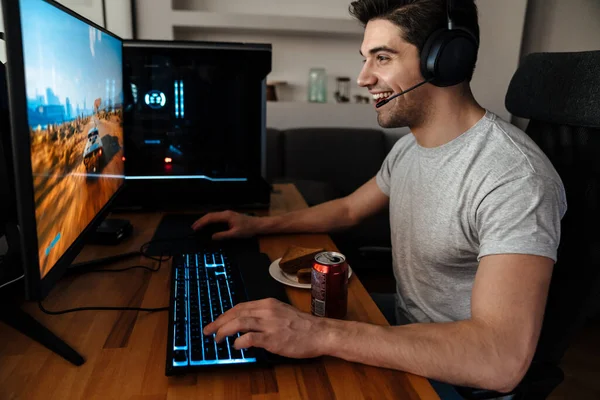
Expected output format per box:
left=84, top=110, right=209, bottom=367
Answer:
left=204, top=344, right=216, bottom=360
left=217, top=342, right=230, bottom=359
left=190, top=338, right=204, bottom=361
left=231, top=348, right=243, bottom=359
left=191, top=349, right=203, bottom=361
left=174, top=350, right=187, bottom=363
left=222, top=299, right=232, bottom=311
left=175, top=328, right=186, bottom=348
left=190, top=326, right=201, bottom=337
left=242, top=347, right=256, bottom=359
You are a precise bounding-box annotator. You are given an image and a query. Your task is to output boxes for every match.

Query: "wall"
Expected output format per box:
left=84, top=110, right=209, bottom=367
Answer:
left=136, top=0, right=528, bottom=125
left=173, top=0, right=356, bottom=19
left=55, top=0, right=133, bottom=39
left=521, top=0, right=600, bottom=56
left=470, top=0, right=527, bottom=122
left=57, top=0, right=105, bottom=26
left=104, top=0, right=133, bottom=39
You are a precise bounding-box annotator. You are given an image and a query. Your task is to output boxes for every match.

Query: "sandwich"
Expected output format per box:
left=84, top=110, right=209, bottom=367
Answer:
left=279, top=245, right=324, bottom=274
left=296, top=268, right=312, bottom=284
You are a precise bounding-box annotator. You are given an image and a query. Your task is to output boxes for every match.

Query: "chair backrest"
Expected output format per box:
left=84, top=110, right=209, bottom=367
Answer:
left=505, top=50, right=600, bottom=366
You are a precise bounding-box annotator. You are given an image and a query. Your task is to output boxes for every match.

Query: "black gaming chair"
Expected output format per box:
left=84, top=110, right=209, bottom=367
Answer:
left=457, top=50, right=600, bottom=399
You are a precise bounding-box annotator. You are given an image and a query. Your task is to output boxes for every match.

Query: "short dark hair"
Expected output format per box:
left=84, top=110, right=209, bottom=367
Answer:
left=349, top=0, right=479, bottom=80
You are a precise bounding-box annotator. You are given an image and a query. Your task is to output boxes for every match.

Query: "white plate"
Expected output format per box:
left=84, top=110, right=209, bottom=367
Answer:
left=268, top=257, right=353, bottom=289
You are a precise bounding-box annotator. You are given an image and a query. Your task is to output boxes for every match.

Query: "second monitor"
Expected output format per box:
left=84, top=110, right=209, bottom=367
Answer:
left=116, top=40, right=273, bottom=211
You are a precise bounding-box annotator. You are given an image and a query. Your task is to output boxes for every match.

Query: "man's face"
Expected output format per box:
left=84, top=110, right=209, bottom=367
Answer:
left=358, top=19, right=431, bottom=128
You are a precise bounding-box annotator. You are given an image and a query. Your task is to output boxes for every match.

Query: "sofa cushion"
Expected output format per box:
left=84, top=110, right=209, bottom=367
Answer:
left=282, top=128, right=385, bottom=196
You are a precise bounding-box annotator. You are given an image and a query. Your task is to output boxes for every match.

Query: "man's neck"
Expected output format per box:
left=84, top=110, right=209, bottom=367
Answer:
left=411, top=85, right=486, bottom=148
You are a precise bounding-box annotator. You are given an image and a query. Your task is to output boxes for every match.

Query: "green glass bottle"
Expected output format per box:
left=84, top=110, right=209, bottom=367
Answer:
left=308, top=68, right=327, bottom=103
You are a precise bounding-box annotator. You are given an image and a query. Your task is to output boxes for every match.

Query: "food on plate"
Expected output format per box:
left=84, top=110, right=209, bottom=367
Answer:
left=279, top=245, right=324, bottom=274
left=296, top=268, right=312, bottom=284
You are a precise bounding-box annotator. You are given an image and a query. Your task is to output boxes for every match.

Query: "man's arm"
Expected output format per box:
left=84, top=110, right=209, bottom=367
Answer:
left=205, top=254, right=552, bottom=394
left=323, top=254, right=553, bottom=393
left=192, top=177, right=389, bottom=238
left=258, top=177, right=388, bottom=234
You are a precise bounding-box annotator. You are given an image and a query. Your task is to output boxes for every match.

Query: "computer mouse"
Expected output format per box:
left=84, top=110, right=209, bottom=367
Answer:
left=193, top=222, right=230, bottom=241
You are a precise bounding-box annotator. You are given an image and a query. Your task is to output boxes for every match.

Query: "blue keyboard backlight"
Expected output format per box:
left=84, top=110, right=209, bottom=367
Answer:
left=171, top=251, right=253, bottom=370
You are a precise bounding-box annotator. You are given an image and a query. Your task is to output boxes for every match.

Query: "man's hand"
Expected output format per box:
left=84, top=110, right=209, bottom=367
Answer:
left=191, top=210, right=260, bottom=240
left=203, top=298, right=330, bottom=359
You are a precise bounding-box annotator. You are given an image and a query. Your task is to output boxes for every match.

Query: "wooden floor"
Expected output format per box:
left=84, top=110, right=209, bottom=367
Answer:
left=357, top=267, right=600, bottom=399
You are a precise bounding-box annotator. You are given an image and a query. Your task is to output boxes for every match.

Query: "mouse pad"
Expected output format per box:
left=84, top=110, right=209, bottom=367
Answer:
left=144, top=213, right=258, bottom=256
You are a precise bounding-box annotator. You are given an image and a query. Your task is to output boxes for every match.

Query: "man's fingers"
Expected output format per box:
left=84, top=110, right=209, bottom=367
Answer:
left=203, top=299, right=280, bottom=336
left=212, top=229, right=235, bottom=241
left=203, top=311, right=233, bottom=336
left=214, top=317, right=261, bottom=343
left=203, top=301, right=260, bottom=335
left=191, top=214, right=214, bottom=231
left=234, top=332, right=266, bottom=351
left=191, top=212, right=226, bottom=231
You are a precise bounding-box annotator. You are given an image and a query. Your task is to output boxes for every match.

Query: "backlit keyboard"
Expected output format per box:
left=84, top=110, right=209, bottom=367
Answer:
left=167, top=250, right=257, bottom=373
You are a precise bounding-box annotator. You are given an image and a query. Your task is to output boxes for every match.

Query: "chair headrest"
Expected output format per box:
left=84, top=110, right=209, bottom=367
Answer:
left=505, top=51, right=600, bottom=128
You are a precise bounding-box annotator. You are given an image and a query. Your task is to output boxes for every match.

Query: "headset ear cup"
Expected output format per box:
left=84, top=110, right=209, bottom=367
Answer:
left=420, top=28, right=478, bottom=87
left=437, top=30, right=478, bottom=86
left=420, top=28, right=446, bottom=82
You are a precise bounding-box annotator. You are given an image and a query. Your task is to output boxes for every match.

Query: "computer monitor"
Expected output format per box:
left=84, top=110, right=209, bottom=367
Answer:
left=1, top=0, right=125, bottom=300
left=123, top=40, right=270, bottom=181
left=114, top=40, right=272, bottom=211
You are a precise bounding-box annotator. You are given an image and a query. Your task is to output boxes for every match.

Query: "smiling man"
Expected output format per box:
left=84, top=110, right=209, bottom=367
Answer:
left=195, top=0, right=567, bottom=394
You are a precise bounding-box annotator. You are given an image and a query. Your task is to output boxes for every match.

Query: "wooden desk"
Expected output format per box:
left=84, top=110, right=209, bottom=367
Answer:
left=0, top=184, right=439, bottom=399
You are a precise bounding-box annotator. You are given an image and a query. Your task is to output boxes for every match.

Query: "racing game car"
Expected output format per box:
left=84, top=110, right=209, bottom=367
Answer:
left=83, top=126, right=104, bottom=173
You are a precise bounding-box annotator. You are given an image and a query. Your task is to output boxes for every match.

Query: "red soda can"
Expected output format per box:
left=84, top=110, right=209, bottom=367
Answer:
left=311, top=251, right=348, bottom=319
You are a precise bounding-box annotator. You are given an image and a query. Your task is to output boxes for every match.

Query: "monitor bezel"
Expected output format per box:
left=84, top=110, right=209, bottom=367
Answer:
left=1, top=0, right=125, bottom=300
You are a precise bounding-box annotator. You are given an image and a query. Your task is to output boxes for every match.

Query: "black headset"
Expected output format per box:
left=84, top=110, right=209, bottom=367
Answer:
left=420, top=0, right=479, bottom=87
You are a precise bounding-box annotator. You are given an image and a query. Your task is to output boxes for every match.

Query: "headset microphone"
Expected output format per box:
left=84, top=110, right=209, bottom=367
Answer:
left=375, top=78, right=434, bottom=108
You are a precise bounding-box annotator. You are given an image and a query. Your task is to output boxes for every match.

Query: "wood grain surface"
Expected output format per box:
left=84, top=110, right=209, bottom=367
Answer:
left=0, top=184, right=440, bottom=400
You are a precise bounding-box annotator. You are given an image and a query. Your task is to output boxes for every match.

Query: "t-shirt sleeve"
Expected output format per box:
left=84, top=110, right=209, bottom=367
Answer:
left=376, top=138, right=405, bottom=196
left=475, top=174, right=567, bottom=262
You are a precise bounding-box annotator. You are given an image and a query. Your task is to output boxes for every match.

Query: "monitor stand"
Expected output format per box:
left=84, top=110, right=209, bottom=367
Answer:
left=0, top=224, right=143, bottom=366
left=0, top=300, right=85, bottom=366
left=0, top=230, right=85, bottom=367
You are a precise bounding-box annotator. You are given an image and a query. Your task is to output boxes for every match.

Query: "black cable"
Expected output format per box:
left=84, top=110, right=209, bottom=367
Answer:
left=38, top=302, right=168, bottom=315
left=37, top=238, right=178, bottom=315
left=130, top=0, right=138, bottom=39
left=72, top=264, right=160, bottom=274
left=0, top=32, right=4, bottom=40
left=65, top=239, right=172, bottom=275
left=0, top=273, right=24, bottom=290
left=101, top=0, right=108, bottom=29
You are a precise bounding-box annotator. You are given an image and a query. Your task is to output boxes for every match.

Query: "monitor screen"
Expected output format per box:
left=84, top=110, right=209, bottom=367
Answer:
left=19, top=0, right=124, bottom=278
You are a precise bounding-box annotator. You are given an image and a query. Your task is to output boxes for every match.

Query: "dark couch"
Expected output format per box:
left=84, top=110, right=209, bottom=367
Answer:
left=265, top=127, right=409, bottom=272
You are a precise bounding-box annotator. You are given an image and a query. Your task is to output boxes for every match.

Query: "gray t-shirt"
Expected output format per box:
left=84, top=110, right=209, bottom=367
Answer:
left=376, top=110, right=567, bottom=324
